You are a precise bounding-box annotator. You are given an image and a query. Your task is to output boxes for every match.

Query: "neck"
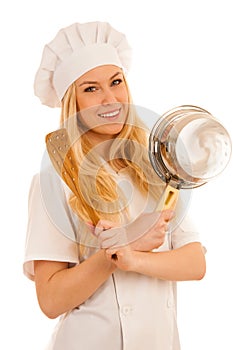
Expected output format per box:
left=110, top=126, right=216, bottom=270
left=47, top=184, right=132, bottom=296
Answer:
left=83, top=130, right=115, bottom=160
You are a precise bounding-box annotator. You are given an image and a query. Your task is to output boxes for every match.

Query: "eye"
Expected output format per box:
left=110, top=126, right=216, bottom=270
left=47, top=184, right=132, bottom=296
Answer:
left=111, top=79, right=123, bottom=86
left=84, top=86, right=97, bottom=92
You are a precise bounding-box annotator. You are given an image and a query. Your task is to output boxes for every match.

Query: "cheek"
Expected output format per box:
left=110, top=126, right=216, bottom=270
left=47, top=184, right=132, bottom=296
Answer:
left=118, top=86, right=129, bottom=103
left=78, top=107, right=99, bottom=129
left=77, top=98, right=90, bottom=111
left=77, top=94, right=99, bottom=111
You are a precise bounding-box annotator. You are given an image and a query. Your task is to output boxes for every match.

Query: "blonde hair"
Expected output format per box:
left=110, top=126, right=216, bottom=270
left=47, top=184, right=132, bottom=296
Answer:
left=60, top=78, right=163, bottom=227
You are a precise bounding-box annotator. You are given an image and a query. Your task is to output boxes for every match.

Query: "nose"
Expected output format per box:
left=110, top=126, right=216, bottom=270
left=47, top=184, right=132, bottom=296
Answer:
left=101, top=87, right=117, bottom=105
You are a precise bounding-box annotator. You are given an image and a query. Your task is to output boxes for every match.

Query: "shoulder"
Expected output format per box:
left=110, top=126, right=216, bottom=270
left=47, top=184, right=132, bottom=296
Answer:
left=27, top=150, right=78, bottom=239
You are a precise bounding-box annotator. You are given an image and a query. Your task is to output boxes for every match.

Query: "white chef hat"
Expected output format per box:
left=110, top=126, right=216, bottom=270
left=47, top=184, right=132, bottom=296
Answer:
left=34, top=21, right=132, bottom=108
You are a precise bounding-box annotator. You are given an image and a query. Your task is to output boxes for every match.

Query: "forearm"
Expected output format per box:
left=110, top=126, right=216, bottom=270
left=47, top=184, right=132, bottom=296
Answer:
left=35, top=250, right=116, bottom=319
left=113, top=242, right=206, bottom=281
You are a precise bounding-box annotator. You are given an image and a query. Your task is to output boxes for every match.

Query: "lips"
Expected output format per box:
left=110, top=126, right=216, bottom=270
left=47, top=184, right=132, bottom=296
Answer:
left=97, top=108, right=121, bottom=119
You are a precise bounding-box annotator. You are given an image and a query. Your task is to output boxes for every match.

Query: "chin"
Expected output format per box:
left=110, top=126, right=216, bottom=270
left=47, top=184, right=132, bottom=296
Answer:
left=107, top=124, right=125, bottom=136
left=97, top=123, right=125, bottom=136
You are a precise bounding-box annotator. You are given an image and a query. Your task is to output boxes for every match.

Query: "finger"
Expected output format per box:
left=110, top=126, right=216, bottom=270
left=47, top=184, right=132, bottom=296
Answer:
left=105, top=250, right=116, bottom=262
left=106, top=248, right=117, bottom=259
left=96, top=227, right=126, bottom=250
left=96, top=220, right=117, bottom=230
left=86, top=221, right=95, bottom=234
left=106, top=249, right=119, bottom=261
left=93, top=226, right=104, bottom=237
left=161, top=209, right=175, bottom=221
left=94, top=220, right=118, bottom=237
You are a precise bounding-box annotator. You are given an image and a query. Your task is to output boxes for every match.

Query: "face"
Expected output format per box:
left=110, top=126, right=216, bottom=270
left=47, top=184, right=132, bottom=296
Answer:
left=75, top=65, right=129, bottom=144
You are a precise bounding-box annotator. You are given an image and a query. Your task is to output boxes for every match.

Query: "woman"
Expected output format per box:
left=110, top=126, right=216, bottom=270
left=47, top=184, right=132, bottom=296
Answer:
left=23, top=21, right=206, bottom=350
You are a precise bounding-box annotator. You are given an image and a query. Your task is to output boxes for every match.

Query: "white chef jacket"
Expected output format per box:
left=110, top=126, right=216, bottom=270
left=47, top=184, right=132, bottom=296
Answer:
left=23, top=152, right=201, bottom=350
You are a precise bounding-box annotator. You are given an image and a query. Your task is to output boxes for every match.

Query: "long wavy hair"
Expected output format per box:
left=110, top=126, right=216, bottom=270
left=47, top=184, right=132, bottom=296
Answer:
left=60, top=76, right=163, bottom=228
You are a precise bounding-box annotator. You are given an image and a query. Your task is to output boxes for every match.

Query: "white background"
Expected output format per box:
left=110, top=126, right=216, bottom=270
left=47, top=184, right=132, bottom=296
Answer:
left=1, top=0, right=233, bottom=349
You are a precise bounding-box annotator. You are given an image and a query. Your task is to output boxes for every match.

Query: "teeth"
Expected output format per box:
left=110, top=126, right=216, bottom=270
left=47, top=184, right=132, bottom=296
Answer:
left=98, top=109, right=120, bottom=118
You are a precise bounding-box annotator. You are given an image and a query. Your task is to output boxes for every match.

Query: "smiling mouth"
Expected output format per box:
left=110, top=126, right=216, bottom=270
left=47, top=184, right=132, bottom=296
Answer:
left=97, top=108, right=121, bottom=118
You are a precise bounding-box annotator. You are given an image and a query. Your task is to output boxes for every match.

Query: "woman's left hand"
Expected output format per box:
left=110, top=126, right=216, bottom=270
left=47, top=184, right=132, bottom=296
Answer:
left=105, top=245, right=136, bottom=271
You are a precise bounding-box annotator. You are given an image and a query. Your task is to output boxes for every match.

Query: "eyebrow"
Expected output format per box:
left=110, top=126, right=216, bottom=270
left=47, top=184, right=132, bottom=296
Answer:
left=78, top=71, right=123, bottom=87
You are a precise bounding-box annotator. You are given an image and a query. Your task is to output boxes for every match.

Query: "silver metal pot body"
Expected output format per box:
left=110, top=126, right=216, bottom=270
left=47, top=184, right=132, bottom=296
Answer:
left=149, top=105, right=232, bottom=189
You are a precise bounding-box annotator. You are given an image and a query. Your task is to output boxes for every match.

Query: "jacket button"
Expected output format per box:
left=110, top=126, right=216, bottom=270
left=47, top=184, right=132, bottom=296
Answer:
left=167, top=298, right=174, bottom=308
left=122, top=305, right=133, bottom=315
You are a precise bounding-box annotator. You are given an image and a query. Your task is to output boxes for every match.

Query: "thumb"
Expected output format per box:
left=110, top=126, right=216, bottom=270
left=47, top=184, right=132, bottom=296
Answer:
left=106, top=248, right=117, bottom=256
left=105, top=249, right=118, bottom=262
left=162, top=209, right=175, bottom=221
left=94, top=220, right=115, bottom=237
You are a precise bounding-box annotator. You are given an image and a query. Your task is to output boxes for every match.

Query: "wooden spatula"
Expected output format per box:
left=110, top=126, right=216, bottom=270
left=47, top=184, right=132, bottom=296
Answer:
left=45, top=128, right=79, bottom=196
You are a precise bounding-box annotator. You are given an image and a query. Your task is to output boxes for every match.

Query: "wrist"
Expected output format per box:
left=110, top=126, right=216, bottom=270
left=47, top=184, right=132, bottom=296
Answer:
left=128, top=250, right=141, bottom=272
left=128, top=250, right=152, bottom=274
left=129, top=239, right=139, bottom=251
left=100, top=249, right=117, bottom=272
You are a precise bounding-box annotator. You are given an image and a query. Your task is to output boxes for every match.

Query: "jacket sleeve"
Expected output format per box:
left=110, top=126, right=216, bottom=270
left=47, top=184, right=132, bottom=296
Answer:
left=23, top=159, right=80, bottom=281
